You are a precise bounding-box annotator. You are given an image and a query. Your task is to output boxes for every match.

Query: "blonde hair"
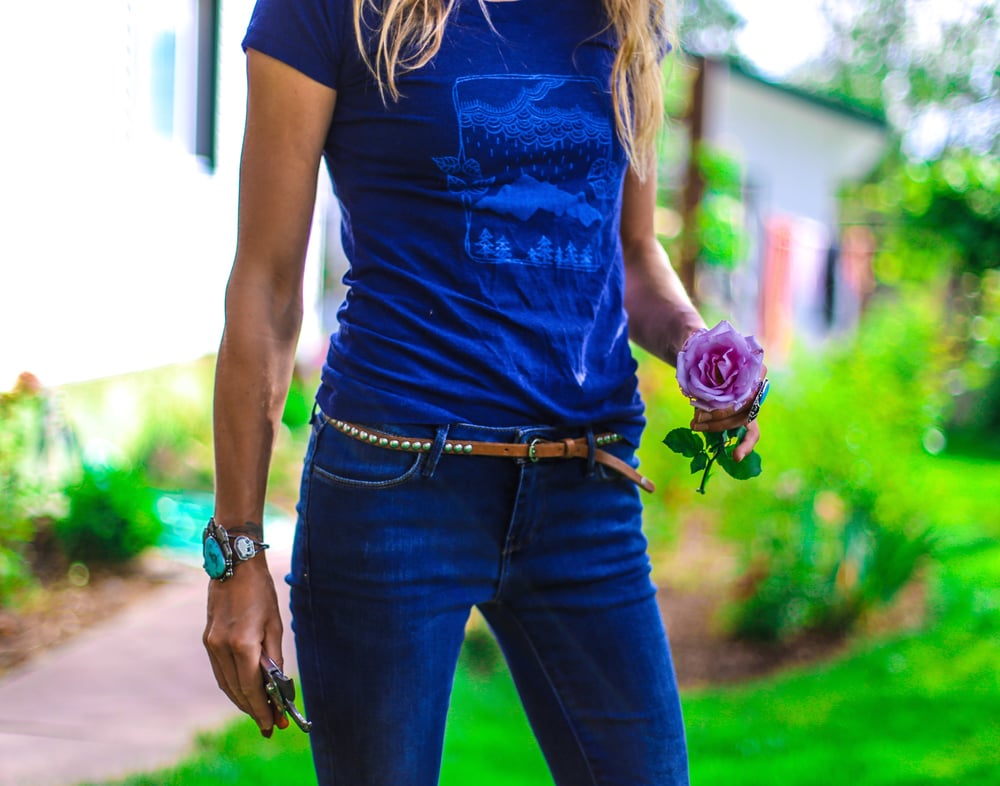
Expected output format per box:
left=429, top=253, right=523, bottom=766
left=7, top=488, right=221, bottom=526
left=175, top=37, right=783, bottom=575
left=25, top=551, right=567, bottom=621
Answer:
left=353, top=0, right=674, bottom=178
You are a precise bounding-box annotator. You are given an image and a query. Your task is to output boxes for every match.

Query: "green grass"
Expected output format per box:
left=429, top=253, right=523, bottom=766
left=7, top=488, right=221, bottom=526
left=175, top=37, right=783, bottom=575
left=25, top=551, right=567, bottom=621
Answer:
left=685, top=584, right=1000, bottom=784
left=441, top=658, right=553, bottom=783
left=87, top=645, right=550, bottom=786
left=681, top=445, right=1000, bottom=785
left=95, top=588, right=1000, bottom=786
left=87, top=451, right=1000, bottom=786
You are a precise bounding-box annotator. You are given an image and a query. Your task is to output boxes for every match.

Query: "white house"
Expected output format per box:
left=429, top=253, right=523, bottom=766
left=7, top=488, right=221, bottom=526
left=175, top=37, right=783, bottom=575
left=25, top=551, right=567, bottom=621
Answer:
left=0, top=0, right=332, bottom=388
left=695, top=58, right=888, bottom=357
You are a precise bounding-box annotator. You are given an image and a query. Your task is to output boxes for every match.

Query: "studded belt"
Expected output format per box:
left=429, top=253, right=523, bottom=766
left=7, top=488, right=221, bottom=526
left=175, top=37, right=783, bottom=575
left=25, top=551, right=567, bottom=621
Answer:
left=324, top=416, right=655, bottom=493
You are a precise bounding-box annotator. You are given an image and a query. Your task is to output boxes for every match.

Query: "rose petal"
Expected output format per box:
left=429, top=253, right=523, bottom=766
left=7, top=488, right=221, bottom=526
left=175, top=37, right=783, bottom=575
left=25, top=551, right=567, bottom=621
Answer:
left=676, top=320, right=764, bottom=410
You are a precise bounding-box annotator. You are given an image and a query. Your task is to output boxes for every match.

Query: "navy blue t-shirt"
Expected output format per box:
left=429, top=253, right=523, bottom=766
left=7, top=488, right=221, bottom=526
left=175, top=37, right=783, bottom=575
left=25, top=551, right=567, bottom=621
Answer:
left=243, top=0, right=646, bottom=444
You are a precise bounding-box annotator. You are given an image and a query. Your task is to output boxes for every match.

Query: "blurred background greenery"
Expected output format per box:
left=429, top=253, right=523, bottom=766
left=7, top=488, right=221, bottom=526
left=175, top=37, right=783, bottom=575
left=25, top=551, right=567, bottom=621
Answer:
left=3, top=0, right=999, bottom=784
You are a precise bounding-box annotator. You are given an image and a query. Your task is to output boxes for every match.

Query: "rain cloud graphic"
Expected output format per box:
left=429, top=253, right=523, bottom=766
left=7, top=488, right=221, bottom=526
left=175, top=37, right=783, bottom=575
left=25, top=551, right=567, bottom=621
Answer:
left=440, top=74, right=624, bottom=269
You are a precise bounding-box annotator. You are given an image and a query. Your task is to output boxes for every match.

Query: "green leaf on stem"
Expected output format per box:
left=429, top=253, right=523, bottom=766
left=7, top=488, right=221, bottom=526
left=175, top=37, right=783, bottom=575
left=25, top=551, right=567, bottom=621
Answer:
left=690, top=452, right=708, bottom=474
left=663, top=428, right=704, bottom=458
left=705, top=429, right=728, bottom=449
left=717, top=448, right=763, bottom=480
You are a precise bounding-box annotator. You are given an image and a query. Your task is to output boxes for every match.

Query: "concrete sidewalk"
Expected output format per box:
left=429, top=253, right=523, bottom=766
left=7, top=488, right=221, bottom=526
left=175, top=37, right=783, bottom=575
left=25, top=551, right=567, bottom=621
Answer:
left=0, top=549, right=296, bottom=786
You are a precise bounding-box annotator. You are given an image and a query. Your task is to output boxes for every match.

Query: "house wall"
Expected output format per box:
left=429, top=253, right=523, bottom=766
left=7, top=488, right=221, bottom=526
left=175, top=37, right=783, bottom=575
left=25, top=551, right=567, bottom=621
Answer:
left=0, top=0, right=329, bottom=388
left=699, top=62, right=885, bottom=350
left=704, top=63, right=886, bottom=228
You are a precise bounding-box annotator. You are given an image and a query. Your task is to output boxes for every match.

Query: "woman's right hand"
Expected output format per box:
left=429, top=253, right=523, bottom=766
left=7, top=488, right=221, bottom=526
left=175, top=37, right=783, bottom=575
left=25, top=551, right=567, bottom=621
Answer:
left=203, top=556, right=289, bottom=737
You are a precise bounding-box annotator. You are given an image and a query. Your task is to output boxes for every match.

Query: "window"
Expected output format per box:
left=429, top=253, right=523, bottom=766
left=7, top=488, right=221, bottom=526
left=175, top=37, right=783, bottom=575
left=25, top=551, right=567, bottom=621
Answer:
left=131, top=0, right=218, bottom=170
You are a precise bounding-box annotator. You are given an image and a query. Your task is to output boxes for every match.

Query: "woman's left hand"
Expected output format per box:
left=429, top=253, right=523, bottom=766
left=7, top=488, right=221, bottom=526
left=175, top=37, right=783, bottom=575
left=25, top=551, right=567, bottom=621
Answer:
left=688, top=365, right=767, bottom=462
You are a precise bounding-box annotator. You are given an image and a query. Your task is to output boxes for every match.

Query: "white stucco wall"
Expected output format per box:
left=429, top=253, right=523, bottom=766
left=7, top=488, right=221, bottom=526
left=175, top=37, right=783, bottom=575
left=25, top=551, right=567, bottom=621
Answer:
left=695, top=60, right=887, bottom=347
left=703, top=61, right=886, bottom=228
left=0, top=0, right=328, bottom=388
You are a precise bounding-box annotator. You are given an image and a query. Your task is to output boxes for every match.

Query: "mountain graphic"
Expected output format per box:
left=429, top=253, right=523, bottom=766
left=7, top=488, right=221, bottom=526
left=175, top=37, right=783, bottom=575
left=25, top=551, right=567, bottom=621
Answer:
left=477, top=173, right=603, bottom=227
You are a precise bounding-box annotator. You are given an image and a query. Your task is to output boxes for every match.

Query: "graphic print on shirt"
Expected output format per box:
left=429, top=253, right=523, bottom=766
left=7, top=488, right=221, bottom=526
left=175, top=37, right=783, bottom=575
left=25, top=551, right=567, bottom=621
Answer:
left=433, top=75, right=621, bottom=270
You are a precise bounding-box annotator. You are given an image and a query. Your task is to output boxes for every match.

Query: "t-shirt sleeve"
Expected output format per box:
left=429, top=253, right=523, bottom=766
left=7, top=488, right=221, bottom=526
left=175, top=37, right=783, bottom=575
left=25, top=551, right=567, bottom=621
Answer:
left=242, top=0, right=348, bottom=89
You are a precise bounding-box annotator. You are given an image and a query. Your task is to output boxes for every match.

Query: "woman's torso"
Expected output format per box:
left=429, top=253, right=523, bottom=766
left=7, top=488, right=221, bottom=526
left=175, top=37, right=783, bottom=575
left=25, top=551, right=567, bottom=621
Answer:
left=244, top=0, right=645, bottom=441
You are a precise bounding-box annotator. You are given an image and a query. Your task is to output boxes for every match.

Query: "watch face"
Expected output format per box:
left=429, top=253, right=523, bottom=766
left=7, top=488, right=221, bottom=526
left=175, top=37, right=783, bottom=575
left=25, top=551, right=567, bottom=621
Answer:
left=203, top=537, right=228, bottom=579
left=232, top=535, right=256, bottom=561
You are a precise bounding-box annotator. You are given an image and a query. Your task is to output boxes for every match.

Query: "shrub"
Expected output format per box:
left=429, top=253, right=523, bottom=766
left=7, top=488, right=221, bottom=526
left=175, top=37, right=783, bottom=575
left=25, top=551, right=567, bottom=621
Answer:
left=282, top=366, right=315, bottom=431
left=54, top=465, right=164, bottom=564
left=714, top=291, right=944, bottom=640
left=1, top=373, right=79, bottom=603
left=726, top=503, right=936, bottom=641
left=59, top=359, right=217, bottom=494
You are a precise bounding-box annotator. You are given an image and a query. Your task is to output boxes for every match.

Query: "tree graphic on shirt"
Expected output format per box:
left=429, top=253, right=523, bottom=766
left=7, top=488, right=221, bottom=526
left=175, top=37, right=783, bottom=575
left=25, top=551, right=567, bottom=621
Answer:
left=535, top=236, right=553, bottom=265
left=475, top=228, right=495, bottom=258
left=494, top=235, right=513, bottom=263
left=564, top=241, right=578, bottom=266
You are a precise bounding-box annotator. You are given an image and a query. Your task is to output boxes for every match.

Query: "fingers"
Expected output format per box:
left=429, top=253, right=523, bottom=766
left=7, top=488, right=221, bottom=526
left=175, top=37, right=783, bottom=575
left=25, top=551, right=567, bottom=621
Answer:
left=236, top=640, right=280, bottom=737
left=203, top=566, right=285, bottom=737
left=690, top=370, right=770, bottom=435
left=204, top=623, right=276, bottom=735
left=261, top=631, right=290, bottom=731
left=733, top=420, right=760, bottom=462
left=690, top=407, right=745, bottom=433
left=204, top=643, right=244, bottom=711
left=689, top=409, right=761, bottom=460
left=690, top=412, right=761, bottom=462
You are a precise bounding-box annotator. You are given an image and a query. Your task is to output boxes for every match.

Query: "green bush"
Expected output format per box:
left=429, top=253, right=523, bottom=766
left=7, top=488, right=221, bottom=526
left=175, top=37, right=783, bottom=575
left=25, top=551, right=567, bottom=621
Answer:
left=129, top=413, right=214, bottom=493
left=713, top=292, right=944, bottom=640
left=59, top=359, right=216, bottom=494
left=282, top=366, right=315, bottom=431
left=1, top=384, right=43, bottom=599
left=54, top=465, right=164, bottom=564
left=726, top=503, right=936, bottom=641
left=0, top=541, right=33, bottom=604
left=1, top=374, right=80, bottom=603
left=940, top=269, right=1000, bottom=452
left=694, top=144, right=749, bottom=269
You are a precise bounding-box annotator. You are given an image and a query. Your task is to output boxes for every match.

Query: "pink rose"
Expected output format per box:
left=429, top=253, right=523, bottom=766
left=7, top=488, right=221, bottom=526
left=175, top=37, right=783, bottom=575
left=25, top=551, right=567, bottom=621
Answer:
left=677, top=321, right=764, bottom=412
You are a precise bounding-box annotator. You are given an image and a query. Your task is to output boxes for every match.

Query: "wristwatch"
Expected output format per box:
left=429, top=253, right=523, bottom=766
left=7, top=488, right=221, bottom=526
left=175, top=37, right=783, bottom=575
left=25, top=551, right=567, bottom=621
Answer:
left=202, top=518, right=269, bottom=581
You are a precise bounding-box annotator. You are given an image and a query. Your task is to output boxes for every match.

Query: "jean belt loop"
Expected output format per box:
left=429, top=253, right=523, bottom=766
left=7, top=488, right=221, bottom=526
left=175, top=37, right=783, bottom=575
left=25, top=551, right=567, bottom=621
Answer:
left=585, top=426, right=597, bottom=476
left=515, top=426, right=535, bottom=465
left=422, top=424, right=451, bottom=477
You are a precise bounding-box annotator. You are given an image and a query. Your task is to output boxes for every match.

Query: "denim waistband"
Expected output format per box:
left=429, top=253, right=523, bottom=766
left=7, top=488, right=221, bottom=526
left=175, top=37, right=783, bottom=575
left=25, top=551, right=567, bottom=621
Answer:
left=313, top=409, right=653, bottom=492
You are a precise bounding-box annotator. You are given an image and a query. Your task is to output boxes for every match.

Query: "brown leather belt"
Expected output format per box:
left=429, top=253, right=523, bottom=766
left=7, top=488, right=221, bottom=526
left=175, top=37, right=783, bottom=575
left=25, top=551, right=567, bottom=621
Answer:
left=324, top=416, right=655, bottom=493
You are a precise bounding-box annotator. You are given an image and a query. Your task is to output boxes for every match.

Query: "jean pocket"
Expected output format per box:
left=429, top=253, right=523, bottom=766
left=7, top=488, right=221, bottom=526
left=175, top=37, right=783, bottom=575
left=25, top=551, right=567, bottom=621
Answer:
left=310, top=422, right=427, bottom=489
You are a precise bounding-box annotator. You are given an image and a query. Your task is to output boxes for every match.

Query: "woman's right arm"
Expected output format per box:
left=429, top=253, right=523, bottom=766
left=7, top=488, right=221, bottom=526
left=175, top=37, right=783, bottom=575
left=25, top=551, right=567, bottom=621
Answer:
left=203, top=49, right=336, bottom=737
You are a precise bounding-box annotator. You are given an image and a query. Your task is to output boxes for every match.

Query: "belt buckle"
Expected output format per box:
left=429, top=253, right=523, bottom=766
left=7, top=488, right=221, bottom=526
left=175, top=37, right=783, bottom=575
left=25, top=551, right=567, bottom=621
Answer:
left=528, top=438, right=542, bottom=463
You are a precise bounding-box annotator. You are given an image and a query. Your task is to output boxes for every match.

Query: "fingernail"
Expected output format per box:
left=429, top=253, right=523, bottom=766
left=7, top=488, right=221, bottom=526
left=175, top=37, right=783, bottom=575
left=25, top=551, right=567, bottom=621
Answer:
left=261, top=727, right=273, bottom=739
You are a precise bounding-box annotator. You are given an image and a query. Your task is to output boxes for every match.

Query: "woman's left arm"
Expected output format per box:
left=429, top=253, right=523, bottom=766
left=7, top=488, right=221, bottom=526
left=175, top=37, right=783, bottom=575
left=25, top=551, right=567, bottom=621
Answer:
left=621, top=167, right=761, bottom=461
left=620, top=167, right=705, bottom=366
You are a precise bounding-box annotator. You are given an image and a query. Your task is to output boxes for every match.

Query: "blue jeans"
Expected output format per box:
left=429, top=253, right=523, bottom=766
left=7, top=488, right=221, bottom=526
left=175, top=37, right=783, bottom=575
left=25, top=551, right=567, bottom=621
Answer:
left=289, top=413, right=689, bottom=785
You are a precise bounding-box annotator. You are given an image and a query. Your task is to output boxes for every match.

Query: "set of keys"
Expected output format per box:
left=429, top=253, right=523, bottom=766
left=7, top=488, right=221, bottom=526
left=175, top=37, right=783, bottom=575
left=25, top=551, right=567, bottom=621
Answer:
left=261, top=654, right=312, bottom=733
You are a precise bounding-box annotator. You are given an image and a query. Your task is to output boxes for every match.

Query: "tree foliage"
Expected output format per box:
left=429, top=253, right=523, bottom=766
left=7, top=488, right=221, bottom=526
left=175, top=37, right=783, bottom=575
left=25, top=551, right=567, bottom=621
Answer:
left=679, top=0, right=746, bottom=57
left=845, top=149, right=1000, bottom=283
left=803, top=0, right=999, bottom=157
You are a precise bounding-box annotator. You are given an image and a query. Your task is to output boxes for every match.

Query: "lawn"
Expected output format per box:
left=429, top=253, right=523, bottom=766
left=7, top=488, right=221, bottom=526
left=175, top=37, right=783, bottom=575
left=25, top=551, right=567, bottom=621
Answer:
left=87, top=448, right=1000, bottom=786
